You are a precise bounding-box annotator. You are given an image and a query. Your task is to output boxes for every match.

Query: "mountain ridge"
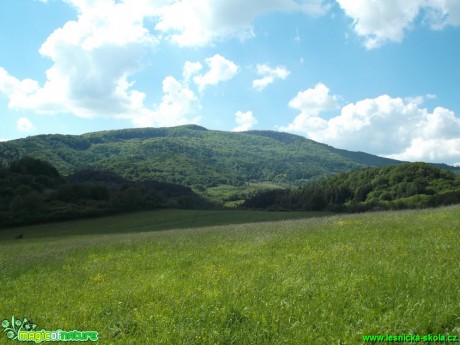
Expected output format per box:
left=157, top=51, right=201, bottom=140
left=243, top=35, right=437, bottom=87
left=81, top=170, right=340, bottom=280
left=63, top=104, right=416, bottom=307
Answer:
left=1, top=126, right=458, bottom=200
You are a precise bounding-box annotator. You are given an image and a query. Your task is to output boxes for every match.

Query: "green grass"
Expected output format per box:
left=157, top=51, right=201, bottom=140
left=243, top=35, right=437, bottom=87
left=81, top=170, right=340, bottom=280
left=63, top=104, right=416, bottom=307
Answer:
left=203, top=181, right=284, bottom=206
left=1, top=206, right=459, bottom=344
left=0, top=209, right=328, bottom=240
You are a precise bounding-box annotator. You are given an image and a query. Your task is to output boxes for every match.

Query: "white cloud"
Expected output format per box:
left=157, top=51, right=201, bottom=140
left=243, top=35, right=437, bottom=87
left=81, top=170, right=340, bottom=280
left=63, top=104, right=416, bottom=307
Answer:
left=0, top=68, right=40, bottom=109
left=183, top=61, right=203, bottom=82
left=0, top=0, right=330, bottom=130
left=17, top=117, right=36, bottom=133
left=131, top=75, right=200, bottom=128
left=282, top=88, right=460, bottom=165
left=193, top=54, right=239, bottom=92
left=404, top=93, right=437, bottom=106
left=252, top=64, right=290, bottom=91
left=0, top=0, right=158, bottom=120
left=404, top=96, right=425, bottom=106
left=233, top=111, right=258, bottom=132
left=337, top=0, right=460, bottom=48
left=386, top=138, right=460, bottom=163
left=135, top=54, right=240, bottom=127
left=0, top=138, right=8, bottom=142
left=420, top=106, right=460, bottom=140
left=287, top=83, right=339, bottom=116
left=0, top=1, right=207, bottom=128
left=154, top=0, right=330, bottom=47
left=132, top=54, right=238, bottom=127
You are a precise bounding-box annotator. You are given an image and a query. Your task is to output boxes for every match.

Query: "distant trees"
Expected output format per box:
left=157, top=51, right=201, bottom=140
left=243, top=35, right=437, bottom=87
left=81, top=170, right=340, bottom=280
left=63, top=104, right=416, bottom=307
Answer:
left=243, top=163, right=460, bottom=212
left=10, top=156, right=61, bottom=179
left=1, top=126, right=428, bottom=198
left=0, top=157, right=216, bottom=228
left=9, top=191, right=47, bottom=222
left=1, top=127, right=459, bottom=208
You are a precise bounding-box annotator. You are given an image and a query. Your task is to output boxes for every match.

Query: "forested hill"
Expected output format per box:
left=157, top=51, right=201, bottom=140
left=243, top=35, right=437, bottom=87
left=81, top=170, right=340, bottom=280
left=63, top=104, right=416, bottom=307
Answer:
left=243, top=162, right=460, bottom=212
left=0, top=157, right=213, bottom=228
left=0, top=125, right=457, bottom=193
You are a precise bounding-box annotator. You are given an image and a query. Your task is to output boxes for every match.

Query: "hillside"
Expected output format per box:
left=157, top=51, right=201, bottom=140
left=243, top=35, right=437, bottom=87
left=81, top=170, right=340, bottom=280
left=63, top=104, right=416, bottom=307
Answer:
left=0, top=125, right=458, bottom=204
left=244, top=162, right=460, bottom=212
left=0, top=125, right=397, bottom=183
left=0, top=157, right=213, bottom=228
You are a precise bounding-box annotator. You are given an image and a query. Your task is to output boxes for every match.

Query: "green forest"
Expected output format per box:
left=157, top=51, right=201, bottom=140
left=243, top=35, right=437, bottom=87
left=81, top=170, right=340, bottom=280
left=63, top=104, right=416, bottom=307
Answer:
left=1, top=126, right=459, bottom=227
left=0, top=157, right=213, bottom=228
left=0, top=125, right=410, bottom=191
left=244, top=162, right=460, bottom=212
left=3, top=125, right=459, bottom=205
left=1, top=157, right=459, bottom=228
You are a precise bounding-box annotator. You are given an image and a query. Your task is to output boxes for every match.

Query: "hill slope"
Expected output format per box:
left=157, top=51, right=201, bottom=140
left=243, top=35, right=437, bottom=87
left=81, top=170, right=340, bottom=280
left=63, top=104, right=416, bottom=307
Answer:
left=0, top=125, right=457, bottom=200
left=0, top=125, right=397, bottom=181
left=244, top=162, right=460, bottom=211
left=0, top=157, right=213, bottom=227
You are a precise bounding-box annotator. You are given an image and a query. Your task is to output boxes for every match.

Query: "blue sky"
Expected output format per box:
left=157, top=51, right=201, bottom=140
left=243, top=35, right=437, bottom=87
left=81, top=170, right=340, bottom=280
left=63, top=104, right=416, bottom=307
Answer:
left=0, top=0, right=459, bottom=165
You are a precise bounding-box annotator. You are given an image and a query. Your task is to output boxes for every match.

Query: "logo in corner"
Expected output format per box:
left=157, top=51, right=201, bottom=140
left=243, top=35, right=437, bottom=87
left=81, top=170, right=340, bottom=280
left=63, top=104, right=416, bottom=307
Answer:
left=2, top=316, right=98, bottom=343
left=2, top=316, right=37, bottom=340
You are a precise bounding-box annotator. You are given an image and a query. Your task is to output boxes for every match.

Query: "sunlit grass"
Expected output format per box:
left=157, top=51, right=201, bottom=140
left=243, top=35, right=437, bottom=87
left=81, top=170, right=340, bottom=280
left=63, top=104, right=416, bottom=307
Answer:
left=1, top=206, right=459, bottom=344
left=203, top=181, right=284, bottom=207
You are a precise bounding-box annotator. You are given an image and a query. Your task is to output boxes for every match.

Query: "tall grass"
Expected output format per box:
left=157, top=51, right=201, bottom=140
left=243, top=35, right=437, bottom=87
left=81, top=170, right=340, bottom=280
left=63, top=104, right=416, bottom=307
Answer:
left=0, top=209, right=328, bottom=240
left=1, top=206, right=459, bottom=344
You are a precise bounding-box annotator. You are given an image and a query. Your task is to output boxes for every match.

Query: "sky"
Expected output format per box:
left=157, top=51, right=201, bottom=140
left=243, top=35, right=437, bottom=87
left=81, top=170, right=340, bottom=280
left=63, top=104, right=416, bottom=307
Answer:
left=0, top=0, right=460, bottom=166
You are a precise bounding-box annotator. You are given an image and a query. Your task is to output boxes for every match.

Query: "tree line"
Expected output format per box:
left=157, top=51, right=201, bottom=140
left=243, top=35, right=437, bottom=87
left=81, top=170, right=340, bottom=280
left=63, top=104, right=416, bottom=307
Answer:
left=243, top=162, right=460, bottom=212
left=0, top=157, right=215, bottom=228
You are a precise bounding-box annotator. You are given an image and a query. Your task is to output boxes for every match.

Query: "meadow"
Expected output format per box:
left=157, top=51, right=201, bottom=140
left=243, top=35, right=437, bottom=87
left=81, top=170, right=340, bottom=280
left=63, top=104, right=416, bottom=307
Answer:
left=1, top=206, right=459, bottom=344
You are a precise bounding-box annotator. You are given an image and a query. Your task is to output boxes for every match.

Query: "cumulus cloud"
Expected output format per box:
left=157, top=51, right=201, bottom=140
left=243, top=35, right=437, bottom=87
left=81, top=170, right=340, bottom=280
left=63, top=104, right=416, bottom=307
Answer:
left=287, top=83, right=339, bottom=116
left=193, top=54, right=239, bottom=92
left=252, top=64, right=290, bottom=91
left=233, top=110, right=258, bottom=132
left=386, top=138, right=460, bottom=163
left=17, top=117, right=36, bottom=132
left=0, top=0, right=157, bottom=119
left=337, top=0, right=460, bottom=48
left=154, top=0, right=330, bottom=47
left=0, top=68, right=40, bottom=109
left=183, top=61, right=203, bottom=82
left=131, top=75, right=200, bottom=128
left=0, top=0, right=203, bottom=128
left=282, top=87, right=460, bottom=165
left=0, top=0, right=331, bottom=130
left=131, top=54, right=238, bottom=127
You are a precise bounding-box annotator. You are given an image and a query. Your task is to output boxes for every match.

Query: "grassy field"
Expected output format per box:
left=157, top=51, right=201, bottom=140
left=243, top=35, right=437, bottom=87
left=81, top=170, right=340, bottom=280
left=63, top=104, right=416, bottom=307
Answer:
left=202, top=182, right=284, bottom=207
left=0, top=209, right=329, bottom=240
left=1, top=206, right=459, bottom=344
